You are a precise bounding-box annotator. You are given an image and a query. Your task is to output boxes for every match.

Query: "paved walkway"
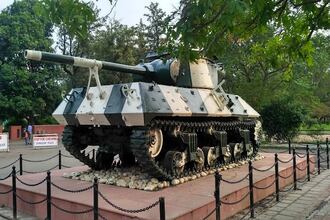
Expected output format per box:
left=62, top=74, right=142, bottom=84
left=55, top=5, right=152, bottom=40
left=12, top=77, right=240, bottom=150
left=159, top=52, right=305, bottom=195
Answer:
left=256, top=169, right=330, bottom=220
left=231, top=168, right=330, bottom=220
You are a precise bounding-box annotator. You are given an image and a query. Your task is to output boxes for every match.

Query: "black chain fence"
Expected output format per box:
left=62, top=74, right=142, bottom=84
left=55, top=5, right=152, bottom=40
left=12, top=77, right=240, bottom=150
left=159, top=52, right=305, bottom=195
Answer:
left=0, top=138, right=328, bottom=220
left=0, top=150, right=78, bottom=178
left=201, top=138, right=329, bottom=220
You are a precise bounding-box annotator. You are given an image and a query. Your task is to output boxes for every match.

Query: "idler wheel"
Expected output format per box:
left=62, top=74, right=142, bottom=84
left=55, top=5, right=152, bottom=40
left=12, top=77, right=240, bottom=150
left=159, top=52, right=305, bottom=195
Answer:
left=164, top=151, right=185, bottom=175
left=148, top=128, right=163, bottom=158
left=194, top=148, right=205, bottom=171
left=202, top=147, right=217, bottom=167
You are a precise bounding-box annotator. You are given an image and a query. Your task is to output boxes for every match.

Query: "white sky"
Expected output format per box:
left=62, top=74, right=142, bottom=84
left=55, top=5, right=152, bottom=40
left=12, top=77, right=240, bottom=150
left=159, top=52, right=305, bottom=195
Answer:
left=0, top=0, right=179, bottom=26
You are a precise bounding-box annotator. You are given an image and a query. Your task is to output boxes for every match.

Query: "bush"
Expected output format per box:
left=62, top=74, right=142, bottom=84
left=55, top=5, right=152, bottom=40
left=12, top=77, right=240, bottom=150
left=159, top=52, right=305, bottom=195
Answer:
left=261, top=98, right=306, bottom=141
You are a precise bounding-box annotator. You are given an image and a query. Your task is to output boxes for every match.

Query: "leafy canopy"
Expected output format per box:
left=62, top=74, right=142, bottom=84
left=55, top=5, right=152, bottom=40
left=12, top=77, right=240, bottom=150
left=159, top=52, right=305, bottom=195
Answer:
left=0, top=0, right=63, bottom=125
left=168, top=0, right=329, bottom=62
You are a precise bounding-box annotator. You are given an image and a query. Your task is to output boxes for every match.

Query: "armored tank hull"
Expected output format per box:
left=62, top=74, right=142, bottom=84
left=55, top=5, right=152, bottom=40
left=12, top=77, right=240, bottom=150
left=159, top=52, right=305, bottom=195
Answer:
left=56, top=82, right=259, bottom=180
left=25, top=50, right=260, bottom=180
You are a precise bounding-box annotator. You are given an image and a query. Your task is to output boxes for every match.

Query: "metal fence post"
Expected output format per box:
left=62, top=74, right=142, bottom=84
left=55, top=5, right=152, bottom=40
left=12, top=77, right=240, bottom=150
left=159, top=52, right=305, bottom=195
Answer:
left=19, top=154, right=23, bottom=176
left=293, top=148, right=297, bottom=190
left=159, top=197, right=166, bottom=220
left=317, top=142, right=321, bottom=175
left=58, top=150, right=62, bottom=170
left=306, top=145, right=310, bottom=181
left=288, top=140, right=291, bottom=154
left=12, top=166, right=17, bottom=220
left=326, top=138, right=329, bottom=170
left=248, top=161, right=254, bottom=218
left=214, top=171, right=221, bottom=220
left=275, top=153, right=279, bottom=201
left=46, top=171, right=51, bottom=220
left=93, top=178, right=98, bottom=220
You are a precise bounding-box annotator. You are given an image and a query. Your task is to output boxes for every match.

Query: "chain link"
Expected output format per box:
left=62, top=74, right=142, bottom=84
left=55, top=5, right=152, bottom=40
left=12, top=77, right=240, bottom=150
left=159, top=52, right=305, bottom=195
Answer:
left=22, top=154, right=58, bottom=163
left=23, top=165, right=58, bottom=174
left=278, top=171, right=294, bottom=179
left=0, top=188, right=12, bottom=194
left=98, top=190, right=159, bottom=213
left=222, top=172, right=250, bottom=184
left=61, top=154, right=74, bottom=158
left=296, top=153, right=306, bottom=158
left=253, top=162, right=276, bottom=172
left=253, top=178, right=276, bottom=190
left=98, top=213, right=108, bottom=220
left=61, top=164, right=71, bottom=168
left=0, top=158, right=19, bottom=169
left=51, top=182, right=93, bottom=193
left=202, top=206, right=217, bottom=220
left=297, top=177, right=308, bottom=183
left=0, top=172, right=12, bottom=181
left=220, top=191, right=250, bottom=205
left=16, top=176, right=47, bottom=186
left=279, top=184, right=294, bottom=192
left=296, top=165, right=307, bottom=171
left=16, top=193, right=47, bottom=205
left=51, top=202, right=93, bottom=214
left=278, top=157, right=293, bottom=163
left=309, top=159, right=317, bottom=164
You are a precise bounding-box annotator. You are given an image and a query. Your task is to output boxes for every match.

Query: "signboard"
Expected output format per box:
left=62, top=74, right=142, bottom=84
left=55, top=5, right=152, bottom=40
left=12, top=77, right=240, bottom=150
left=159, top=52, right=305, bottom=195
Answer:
left=33, top=134, right=59, bottom=149
left=0, top=133, right=9, bottom=152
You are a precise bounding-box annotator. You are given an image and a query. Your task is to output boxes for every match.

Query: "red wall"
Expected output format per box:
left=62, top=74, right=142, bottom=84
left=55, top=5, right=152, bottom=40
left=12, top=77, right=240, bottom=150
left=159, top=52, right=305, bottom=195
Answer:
left=9, top=125, right=65, bottom=140
left=33, top=125, right=65, bottom=137
left=10, top=125, right=22, bottom=140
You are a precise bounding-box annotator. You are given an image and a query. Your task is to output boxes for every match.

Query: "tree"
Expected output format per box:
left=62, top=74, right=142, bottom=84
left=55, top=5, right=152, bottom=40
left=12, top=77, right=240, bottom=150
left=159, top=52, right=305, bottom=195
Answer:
left=143, top=2, right=169, bottom=52
left=168, top=0, right=329, bottom=63
left=261, top=98, right=306, bottom=141
left=0, top=0, right=63, bottom=125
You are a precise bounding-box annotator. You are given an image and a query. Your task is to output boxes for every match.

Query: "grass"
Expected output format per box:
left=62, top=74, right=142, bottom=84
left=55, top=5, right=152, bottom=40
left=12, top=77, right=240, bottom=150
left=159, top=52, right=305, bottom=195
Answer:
left=300, top=123, right=330, bottom=132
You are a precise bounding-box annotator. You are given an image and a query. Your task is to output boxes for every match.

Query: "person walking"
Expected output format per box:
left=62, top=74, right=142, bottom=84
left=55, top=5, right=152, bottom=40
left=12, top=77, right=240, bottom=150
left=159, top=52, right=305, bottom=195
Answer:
left=27, top=124, right=33, bottom=144
left=24, top=128, right=29, bottom=145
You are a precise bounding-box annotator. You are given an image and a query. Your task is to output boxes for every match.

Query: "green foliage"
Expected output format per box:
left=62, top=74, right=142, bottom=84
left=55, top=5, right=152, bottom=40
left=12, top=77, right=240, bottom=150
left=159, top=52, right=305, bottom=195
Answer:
left=261, top=98, right=306, bottom=141
left=168, top=0, right=329, bottom=62
left=143, top=2, right=169, bottom=51
left=35, top=0, right=97, bottom=40
left=0, top=0, right=63, bottom=125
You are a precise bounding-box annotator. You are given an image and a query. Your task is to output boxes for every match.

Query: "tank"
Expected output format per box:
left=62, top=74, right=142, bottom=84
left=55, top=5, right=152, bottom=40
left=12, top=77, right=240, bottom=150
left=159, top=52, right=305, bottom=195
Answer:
left=25, top=50, right=260, bottom=180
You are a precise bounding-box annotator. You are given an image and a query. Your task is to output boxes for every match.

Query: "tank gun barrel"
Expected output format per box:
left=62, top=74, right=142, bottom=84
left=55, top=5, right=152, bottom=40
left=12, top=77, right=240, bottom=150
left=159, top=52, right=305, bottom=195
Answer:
left=24, top=50, right=152, bottom=75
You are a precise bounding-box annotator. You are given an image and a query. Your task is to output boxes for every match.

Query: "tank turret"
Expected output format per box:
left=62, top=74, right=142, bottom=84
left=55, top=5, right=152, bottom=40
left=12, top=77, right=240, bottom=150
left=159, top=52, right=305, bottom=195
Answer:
left=25, top=50, right=223, bottom=89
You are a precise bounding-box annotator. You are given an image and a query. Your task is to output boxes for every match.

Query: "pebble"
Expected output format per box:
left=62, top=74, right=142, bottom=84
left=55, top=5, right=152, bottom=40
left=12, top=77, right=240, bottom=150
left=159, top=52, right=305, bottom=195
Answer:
left=99, top=178, right=107, bottom=184
left=157, top=182, right=164, bottom=189
left=151, top=178, right=159, bottom=184
left=179, top=178, right=185, bottom=184
left=116, top=179, right=128, bottom=187
left=144, top=183, right=158, bottom=191
left=171, top=179, right=180, bottom=185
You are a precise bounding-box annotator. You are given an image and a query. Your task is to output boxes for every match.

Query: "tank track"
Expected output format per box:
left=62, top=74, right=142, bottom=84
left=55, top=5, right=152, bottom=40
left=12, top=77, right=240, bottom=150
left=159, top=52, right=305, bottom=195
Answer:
left=130, top=119, right=257, bottom=180
left=62, top=119, right=257, bottom=180
left=62, top=126, right=97, bottom=169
